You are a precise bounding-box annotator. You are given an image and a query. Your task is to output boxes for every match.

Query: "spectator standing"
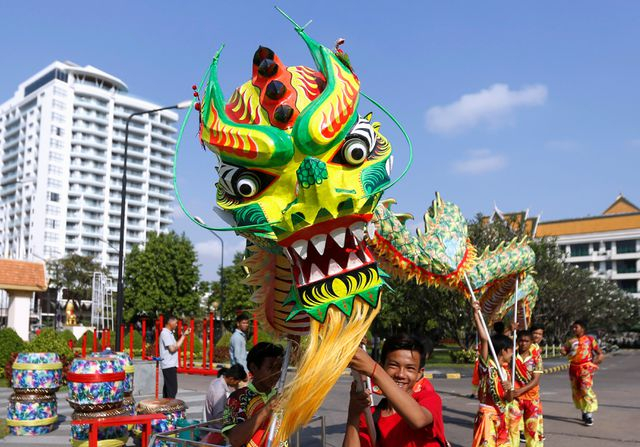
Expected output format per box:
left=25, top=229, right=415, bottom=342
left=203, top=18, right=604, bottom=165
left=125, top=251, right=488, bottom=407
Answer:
left=160, top=315, right=191, bottom=398
left=230, top=313, right=250, bottom=371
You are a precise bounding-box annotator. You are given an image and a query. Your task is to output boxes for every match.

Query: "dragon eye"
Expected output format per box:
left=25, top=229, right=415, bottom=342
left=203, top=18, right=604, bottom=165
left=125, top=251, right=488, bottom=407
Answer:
left=235, top=173, right=260, bottom=197
left=342, top=138, right=369, bottom=165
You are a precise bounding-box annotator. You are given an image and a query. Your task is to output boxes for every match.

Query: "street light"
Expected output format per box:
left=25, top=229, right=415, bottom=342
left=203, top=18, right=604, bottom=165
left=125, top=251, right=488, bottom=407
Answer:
left=193, top=216, right=224, bottom=314
left=115, top=100, right=192, bottom=349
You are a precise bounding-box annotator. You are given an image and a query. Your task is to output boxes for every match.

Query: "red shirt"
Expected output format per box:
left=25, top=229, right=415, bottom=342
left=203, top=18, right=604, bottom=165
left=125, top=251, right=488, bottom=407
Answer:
left=357, top=383, right=446, bottom=447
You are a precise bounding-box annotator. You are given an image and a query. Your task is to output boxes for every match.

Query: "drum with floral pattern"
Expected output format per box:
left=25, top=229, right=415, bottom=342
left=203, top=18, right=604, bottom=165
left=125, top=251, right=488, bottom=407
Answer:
left=6, top=393, right=58, bottom=436
left=12, top=353, right=62, bottom=392
left=67, top=357, right=125, bottom=411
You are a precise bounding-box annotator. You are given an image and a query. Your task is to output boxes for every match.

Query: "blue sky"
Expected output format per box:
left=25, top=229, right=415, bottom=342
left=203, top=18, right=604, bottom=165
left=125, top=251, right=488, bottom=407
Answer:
left=2, top=1, right=638, bottom=280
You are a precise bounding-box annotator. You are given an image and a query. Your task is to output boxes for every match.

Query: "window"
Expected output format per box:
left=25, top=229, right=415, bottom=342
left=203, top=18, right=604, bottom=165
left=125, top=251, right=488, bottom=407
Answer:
left=616, top=240, right=637, bottom=254
left=592, top=242, right=601, bottom=251
left=606, top=261, right=613, bottom=270
left=45, top=218, right=58, bottom=229
left=50, top=138, right=64, bottom=149
left=48, top=178, right=63, bottom=188
left=53, top=86, right=68, bottom=97
left=48, top=165, right=63, bottom=176
left=45, top=205, right=60, bottom=215
left=605, top=241, right=612, bottom=250
left=51, top=125, right=65, bottom=136
left=52, top=112, right=65, bottom=123
left=44, top=232, right=58, bottom=242
left=574, top=262, right=590, bottom=270
left=617, top=280, right=638, bottom=294
left=570, top=243, right=589, bottom=257
left=50, top=152, right=64, bottom=162
left=617, top=259, right=637, bottom=274
left=52, top=99, right=66, bottom=110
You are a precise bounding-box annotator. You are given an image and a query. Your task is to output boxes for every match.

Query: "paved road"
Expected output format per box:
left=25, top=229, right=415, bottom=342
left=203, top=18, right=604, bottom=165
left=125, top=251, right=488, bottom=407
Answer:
left=0, top=350, right=637, bottom=446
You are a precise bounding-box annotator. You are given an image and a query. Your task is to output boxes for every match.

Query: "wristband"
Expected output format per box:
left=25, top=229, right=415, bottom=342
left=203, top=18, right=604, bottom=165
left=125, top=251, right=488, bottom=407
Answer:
left=371, top=363, right=378, bottom=378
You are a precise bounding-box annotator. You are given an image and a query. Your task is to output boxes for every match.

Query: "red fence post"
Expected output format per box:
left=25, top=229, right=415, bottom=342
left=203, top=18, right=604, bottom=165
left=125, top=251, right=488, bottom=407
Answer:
left=101, top=330, right=106, bottom=351
left=189, top=319, right=195, bottom=369
left=68, top=339, right=74, bottom=350
left=141, top=318, right=147, bottom=360
left=120, top=325, right=125, bottom=352
left=209, top=312, right=214, bottom=370
left=202, top=319, right=207, bottom=368
left=177, top=320, right=183, bottom=368
left=129, top=324, right=134, bottom=359
left=252, top=313, right=258, bottom=346
left=154, top=321, right=160, bottom=358
left=81, top=334, right=87, bottom=357
left=92, top=331, right=98, bottom=353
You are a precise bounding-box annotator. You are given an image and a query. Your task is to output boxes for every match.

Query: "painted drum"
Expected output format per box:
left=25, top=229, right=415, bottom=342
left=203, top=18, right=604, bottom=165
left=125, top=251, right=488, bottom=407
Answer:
left=67, top=357, right=125, bottom=411
left=6, top=393, right=58, bottom=436
left=12, top=353, right=63, bottom=392
left=89, top=350, right=135, bottom=395
left=134, top=398, right=187, bottom=445
left=71, top=406, right=129, bottom=447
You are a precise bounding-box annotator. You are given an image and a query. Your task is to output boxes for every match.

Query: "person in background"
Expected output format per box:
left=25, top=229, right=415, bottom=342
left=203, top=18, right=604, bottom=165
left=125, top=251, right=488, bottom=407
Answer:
left=160, top=315, right=191, bottom=398
left=343, top=334, right=447, bottom=447
left=530, top=324, right=544, bottom=356
left=471, top=302, right=514, bottom=447
left=222, top=342, right=285, bottom=447
left=561, top=320, right=604, bottom=426
left=203, top=364, right=247, bottom=445
left=230, top=313, right=250, bottom=372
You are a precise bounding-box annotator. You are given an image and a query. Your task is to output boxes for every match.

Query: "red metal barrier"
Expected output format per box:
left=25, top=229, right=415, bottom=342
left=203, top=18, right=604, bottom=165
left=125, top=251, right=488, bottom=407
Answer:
left=92, top=331, right=98, bottom=353
left=72, top=413, right=166, bottom=447
left=68, top=339, right=74, bottom=350
left=129, top=324, right=134, bottom=359
left=141, top=318, right=147, bottom=360
left=252, top=313, right=258, bottom=346
left=82, top=334, right=87, bottom=357
left=209, top=312, right=214, bottom=370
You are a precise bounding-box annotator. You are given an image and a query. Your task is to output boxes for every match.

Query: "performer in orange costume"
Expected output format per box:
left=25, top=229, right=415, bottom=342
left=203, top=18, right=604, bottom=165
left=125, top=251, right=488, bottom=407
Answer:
left=561, top=320, right=604, bottom=426
left=507, top=330, right=543, bottom=446
left=471, top=302, right=514, bottom=447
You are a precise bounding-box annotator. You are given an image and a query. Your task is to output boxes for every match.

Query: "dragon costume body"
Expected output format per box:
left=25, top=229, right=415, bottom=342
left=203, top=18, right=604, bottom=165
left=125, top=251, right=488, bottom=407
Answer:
left=189, top=12, right=538, bottom=444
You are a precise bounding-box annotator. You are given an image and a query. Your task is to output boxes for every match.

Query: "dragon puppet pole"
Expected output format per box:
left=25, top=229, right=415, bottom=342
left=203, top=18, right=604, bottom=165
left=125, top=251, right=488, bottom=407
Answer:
left=463, top=272, right=507, bottom=382
left=511, top=276, right=519, bottom=389
left=266, top=339, right=293, bottom=447
left=350, top=344, right=377, bottom=445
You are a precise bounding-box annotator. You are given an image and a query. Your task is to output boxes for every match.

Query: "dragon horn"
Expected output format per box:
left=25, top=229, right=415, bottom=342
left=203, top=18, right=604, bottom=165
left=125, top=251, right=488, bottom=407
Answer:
left=291, top=28, right=361, bottom=155
left=200, top=46, right=294, bottom=167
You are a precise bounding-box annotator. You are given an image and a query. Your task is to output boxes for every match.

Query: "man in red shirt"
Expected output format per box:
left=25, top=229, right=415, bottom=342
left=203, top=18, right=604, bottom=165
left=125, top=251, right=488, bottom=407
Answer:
left=343, top=334, right=447, bottom=447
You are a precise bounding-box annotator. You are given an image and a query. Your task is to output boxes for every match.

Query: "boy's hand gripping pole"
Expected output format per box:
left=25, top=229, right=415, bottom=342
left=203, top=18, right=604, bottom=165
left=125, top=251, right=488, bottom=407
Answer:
left=463, top=273, right=507, bottom=381
left=351, top=344, right=377, bottom=445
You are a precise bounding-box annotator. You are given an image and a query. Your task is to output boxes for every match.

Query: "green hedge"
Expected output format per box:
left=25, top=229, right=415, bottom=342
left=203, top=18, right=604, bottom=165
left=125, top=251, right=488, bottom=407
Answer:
left=449, top=347, right=477, bottom=364
left=0, top=329, right=25, bottom=378
left=25, top=328, right=74, bottom=359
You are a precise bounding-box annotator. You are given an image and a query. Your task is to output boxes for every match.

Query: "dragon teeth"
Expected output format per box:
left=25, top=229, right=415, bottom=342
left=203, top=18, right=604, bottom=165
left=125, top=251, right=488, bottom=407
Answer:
left=347, top=252, right=361, bottom=270
left=367, top=221, right=376, bottom=239
left=283, top=249, right=293, bottom=263
left=309, top=263, right=324, bottom=283
left=329, top=227, right=347, bottom=248
left=386, top=156, right=394, bottom=176
left=291, top=239, right=308, bottom=260
left=310, top=234, right=327, bottom=256
left=328, top=258, right=342, bottom=275
left=349, top=222, right=365, bottom=242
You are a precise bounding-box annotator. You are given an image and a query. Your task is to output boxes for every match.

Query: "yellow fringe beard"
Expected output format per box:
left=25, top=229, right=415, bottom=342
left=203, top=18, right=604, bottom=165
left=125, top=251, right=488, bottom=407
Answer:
left=273, top=296, right=381, bottom=444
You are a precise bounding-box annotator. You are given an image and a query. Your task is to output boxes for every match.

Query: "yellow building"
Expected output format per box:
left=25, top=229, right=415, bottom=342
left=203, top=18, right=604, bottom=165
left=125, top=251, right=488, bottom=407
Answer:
left=535, top=195, right=640, bottom=297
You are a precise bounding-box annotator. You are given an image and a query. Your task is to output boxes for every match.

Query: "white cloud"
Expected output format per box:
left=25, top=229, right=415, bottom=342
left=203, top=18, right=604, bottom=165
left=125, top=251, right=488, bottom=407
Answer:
left=451, top=149, right=507, bottom=175
left=426, top=83, right=548, bottom=134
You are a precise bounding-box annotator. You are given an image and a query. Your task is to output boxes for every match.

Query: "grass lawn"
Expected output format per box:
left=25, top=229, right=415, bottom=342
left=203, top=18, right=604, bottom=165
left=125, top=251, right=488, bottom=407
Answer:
left=427, top=346, right=475, bottom=368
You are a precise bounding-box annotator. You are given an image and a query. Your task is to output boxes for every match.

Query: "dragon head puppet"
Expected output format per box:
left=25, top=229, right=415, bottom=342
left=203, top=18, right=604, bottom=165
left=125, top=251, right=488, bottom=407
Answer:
left=198, top=24, right=390, bottom=442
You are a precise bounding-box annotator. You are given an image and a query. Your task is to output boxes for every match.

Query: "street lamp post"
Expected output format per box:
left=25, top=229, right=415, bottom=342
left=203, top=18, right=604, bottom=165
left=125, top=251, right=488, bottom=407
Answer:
left=194, top=217, right=224, bottom=314
left=114, top=100, right=191, bottom=349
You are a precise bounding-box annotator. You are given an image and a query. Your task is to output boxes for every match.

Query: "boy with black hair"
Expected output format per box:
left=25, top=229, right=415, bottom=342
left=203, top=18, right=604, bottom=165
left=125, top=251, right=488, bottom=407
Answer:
left=561, top=320, right=603, bottom=426
left=223, top=342, right=285, bottom=447
left=508, top=330, right=543, bottom=447
left=471, top=302, right=514, bottom=447
left=343, top=334, right=447, bottom=447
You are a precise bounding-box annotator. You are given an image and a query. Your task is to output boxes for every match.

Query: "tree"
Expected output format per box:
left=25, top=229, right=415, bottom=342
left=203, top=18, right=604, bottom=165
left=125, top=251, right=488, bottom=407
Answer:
left=48, top=253, right=109, bottom=300
left=123, top=231, right=201, bottom=322
left=205, top=252, right=254, bottom=320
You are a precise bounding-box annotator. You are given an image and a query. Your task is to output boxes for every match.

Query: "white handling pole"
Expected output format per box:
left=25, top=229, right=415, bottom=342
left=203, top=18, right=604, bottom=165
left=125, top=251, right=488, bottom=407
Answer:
left=463, top=272, right=507, bottom=381
left=266, top=339, right=293, bottom=447
left=512, top=276, right=519, bottom=388
left=351, top=344, right=377, bottom=445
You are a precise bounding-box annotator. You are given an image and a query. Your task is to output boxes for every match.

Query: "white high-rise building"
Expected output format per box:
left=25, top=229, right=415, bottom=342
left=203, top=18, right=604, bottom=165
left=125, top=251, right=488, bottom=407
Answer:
left=0, top=61, right=178, bottom=277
